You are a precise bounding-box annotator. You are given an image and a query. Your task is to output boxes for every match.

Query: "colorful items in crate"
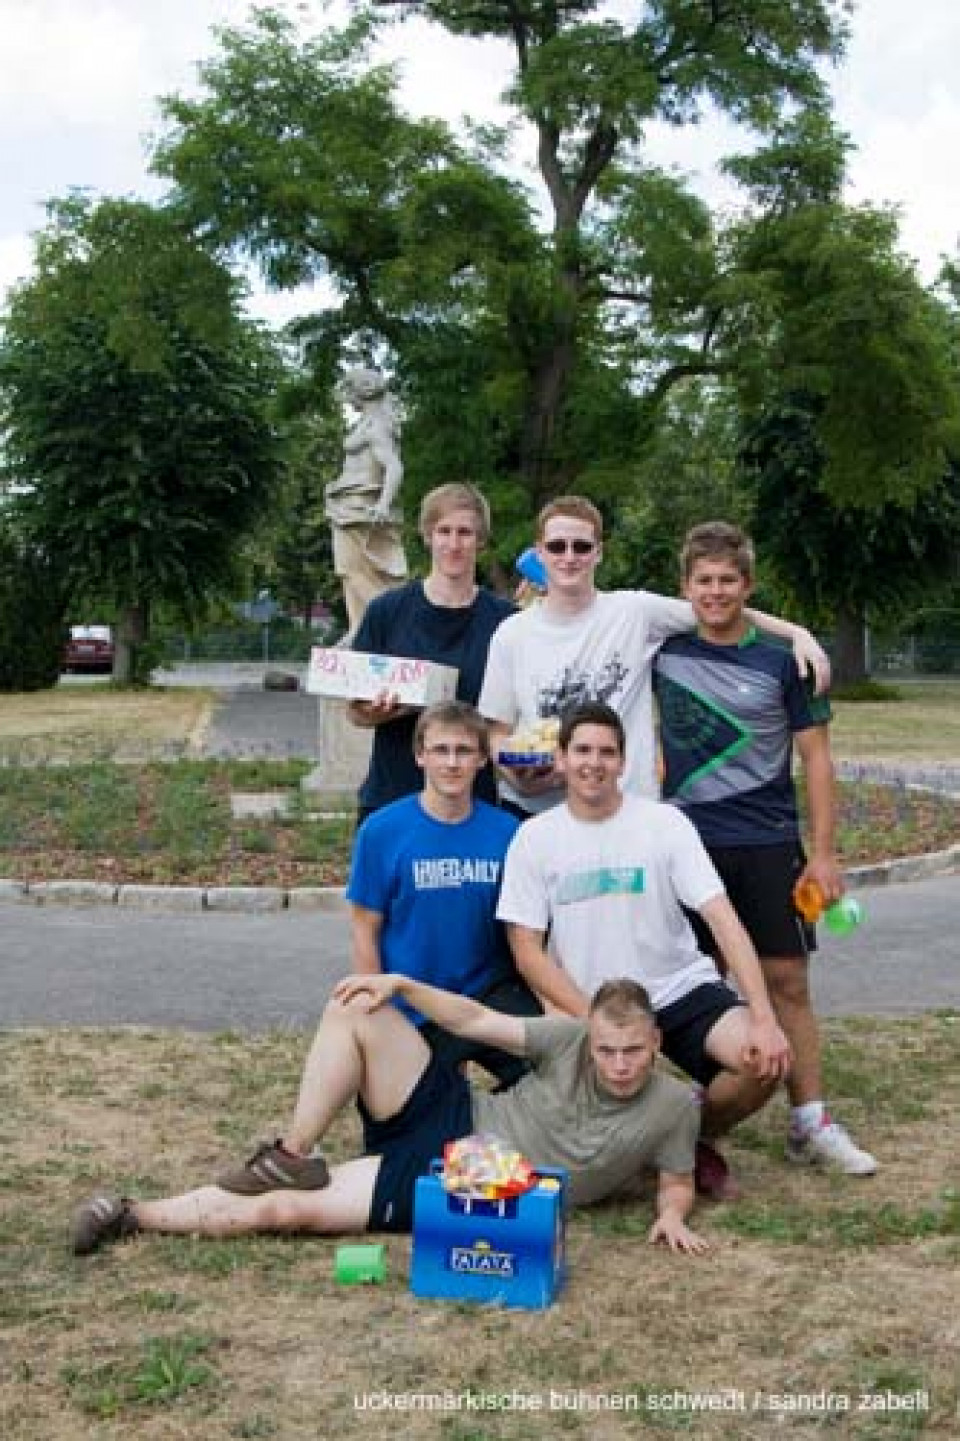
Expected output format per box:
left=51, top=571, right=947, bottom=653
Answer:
left=440, top=1134, right=536, bottom=1201
left=793, top=878, right=864, bottom=936
left=411, top=1158, right=569, bottom=1309
left=497, top=716, right=560, bottom=768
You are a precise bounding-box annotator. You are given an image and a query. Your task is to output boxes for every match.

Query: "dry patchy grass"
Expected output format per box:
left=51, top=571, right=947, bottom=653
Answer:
left=830, top=681, right=960, bottom=767
left=2, top=1017, right=959, bottom=1440
left=0, top=689, right=214, bottom=762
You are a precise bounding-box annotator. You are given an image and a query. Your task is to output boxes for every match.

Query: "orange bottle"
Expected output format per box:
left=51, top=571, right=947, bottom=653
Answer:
left=792, top=877, right=825, bottom=923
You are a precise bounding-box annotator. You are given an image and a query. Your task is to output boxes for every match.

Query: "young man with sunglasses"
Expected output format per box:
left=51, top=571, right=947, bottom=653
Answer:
left=478, top=496, right=829, bottom=819
left=346, top=700, right=540, bottom=1087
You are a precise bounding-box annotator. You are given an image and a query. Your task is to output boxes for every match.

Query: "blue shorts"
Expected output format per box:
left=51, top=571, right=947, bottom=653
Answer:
left=359, top=1050, right=473, bottom=1233
left=656, top=983, right=745, bottom=1087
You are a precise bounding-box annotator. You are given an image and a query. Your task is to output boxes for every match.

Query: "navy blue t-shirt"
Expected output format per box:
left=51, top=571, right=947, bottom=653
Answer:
left=352, top=581, right=515, bottom=812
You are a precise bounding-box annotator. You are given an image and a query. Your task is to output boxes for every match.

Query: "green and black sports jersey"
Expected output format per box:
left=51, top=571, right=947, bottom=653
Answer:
left=653, top=628, right=830, bottom=847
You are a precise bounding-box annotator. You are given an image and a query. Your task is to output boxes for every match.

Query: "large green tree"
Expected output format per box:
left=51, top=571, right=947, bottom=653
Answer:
left=0, top=197, right=283, bottom=681
left=153, top=3, right=847, bottom=508
left=739, top=395, right=960, bottom=683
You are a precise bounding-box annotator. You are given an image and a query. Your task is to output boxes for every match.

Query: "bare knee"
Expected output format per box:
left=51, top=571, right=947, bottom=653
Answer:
left=253, top=1192, right=312, bottom=1232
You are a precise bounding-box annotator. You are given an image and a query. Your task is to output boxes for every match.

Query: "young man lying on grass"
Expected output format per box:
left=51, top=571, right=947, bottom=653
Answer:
left=73, top=972, right=710, bottom=1258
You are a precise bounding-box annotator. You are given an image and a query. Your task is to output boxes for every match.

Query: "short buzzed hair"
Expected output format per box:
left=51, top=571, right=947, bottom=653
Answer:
left=590, top=979, right=655, bottom=1026
left=680, top=521, right=755, bottom=582
left=413, top=700, right=490, bottom=759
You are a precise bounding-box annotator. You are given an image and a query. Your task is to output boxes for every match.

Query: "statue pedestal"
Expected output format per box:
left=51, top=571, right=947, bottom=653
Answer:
left=300, top=698, right=371, bottom=804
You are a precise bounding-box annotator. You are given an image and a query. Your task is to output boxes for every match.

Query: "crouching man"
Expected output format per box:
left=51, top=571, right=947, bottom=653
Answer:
left=73, top=973, right=709, bottom=1257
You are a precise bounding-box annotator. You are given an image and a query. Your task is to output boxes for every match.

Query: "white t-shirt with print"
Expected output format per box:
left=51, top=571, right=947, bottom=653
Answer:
left=478, top=589, right=692, bottom=813
left=496, top=794, right=725, bottom=1009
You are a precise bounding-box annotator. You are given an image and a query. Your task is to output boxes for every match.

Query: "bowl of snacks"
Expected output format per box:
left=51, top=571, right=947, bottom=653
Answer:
left=497, top=717, right=559, bottom=768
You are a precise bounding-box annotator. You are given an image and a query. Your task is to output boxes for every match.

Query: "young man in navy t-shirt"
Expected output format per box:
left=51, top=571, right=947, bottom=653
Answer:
left=348, top=483, right=514, bottom=823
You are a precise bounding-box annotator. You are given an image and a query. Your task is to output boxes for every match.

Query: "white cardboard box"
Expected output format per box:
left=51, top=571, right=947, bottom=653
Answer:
left=306, top=648, right=459, bottom=706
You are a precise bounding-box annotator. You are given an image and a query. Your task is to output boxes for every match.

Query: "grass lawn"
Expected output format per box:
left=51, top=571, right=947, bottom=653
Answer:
left=2, top=1016, right=958, bottom=1439
left=0, top=683, right=957, bottom=884
left=830, top=680, right=960, bottom=767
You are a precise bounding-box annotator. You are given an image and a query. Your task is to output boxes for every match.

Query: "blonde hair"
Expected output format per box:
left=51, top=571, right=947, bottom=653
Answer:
left=413, top=701, right=490, bottom=759
left=536, top=495, right=603, bottom=543
left=419, top=483, right=491, bottom=546
left=590, top=979, right=655, bottom=1026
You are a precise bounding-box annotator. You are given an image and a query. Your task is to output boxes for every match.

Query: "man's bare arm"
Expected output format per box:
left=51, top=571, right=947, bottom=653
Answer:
left=506, top=924, right=590, bottom=1017
left=745, top=607, right=830, bottom=694
left=333, top=973, right=528, bottom=1055
left=795, top=725, right=843, bottom=903
left=349, top=904, right=383, bottom=975
left=648, top=1171, right=711, bottom=1254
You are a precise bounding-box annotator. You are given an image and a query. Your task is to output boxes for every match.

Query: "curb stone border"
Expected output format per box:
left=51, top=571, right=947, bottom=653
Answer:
left=1, top=844, right=957, bottom=914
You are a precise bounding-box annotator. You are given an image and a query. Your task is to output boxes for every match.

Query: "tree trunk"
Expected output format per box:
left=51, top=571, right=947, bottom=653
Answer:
left=114, top=603, right=148, bottom=685
left=832, top=605, right=868, bottom=687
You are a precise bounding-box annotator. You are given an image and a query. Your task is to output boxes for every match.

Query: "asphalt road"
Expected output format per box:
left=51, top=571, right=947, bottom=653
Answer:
left=3, top=873, right=958, bottom=1032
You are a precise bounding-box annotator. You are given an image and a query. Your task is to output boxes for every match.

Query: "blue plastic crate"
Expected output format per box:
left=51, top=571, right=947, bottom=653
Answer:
left=410, top=1162, right=568, bottom=1310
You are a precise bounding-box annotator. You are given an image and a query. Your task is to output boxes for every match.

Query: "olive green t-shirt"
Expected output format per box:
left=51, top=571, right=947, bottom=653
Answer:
left=471, top=1016, right=698, bottom=1206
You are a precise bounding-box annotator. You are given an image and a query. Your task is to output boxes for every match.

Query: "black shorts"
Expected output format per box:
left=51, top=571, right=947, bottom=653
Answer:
left=656, top=982, right=745, bottom=1087
left=688, top=842, right=816, bottom=961
left=360, top=1050, right=473, bottom=1234
left=420, top=974, right=542, bottom=1091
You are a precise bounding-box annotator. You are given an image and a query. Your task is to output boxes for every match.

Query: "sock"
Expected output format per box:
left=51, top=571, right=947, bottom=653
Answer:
left=792, top=1101, right=826, bottom=1136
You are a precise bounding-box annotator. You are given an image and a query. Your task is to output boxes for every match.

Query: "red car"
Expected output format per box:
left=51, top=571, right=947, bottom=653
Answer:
left=64, top=625, right=114, bottom=675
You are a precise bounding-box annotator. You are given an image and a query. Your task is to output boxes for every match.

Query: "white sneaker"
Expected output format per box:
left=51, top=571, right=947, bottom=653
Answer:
left=786, top=1118, right=877, bottom=1176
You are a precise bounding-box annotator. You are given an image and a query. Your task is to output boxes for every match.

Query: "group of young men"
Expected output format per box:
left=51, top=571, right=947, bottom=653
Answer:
left=72, top=488, right=875, bottom=1262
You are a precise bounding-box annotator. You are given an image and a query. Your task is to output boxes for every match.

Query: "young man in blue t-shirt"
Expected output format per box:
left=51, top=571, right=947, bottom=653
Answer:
left=348, top=699, right=539, bottom=1086
left=654, top=522, right=875, bottom=1176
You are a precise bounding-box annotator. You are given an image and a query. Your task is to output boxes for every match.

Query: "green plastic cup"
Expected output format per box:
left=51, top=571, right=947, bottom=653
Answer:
left=334, top=1243, right=387, bottom=1284
left=824, top=897, right=863, bottom=936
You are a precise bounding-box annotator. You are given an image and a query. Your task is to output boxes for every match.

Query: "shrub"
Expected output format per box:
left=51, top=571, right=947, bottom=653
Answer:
left=0, top=530, right=66, bottom=691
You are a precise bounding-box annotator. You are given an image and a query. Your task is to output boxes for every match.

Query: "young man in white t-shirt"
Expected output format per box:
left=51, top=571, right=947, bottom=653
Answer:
left=478, top=495, right=829, bottom=818
left=496, top=701, right=793, bottom=1199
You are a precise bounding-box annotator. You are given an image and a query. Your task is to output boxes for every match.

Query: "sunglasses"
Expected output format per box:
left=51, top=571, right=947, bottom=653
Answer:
left=542, top=538, right=596, bottom=556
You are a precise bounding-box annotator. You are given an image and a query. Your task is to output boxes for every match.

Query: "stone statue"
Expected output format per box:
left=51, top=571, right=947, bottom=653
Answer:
left=324, top=367, right=408, bottom=636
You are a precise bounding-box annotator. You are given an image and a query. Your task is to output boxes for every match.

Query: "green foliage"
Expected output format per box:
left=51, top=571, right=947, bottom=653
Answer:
left=61, top=1332, right=218, bottom=1417
left=0, top=196, right=283, bottom=635
left=0, top=527, right=66, bottom=692
left=741, top=396, right=960, bottom=627
left=729, top=183, right=960, bottom=509
left=152, top=3, right=848, bottom=500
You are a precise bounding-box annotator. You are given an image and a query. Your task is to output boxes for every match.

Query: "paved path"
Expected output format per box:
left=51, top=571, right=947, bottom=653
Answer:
left=3, top=873, right=959, bottom=1031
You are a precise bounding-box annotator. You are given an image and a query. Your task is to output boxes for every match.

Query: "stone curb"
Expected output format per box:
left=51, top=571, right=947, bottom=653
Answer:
left=1, top=844, right=957, bottom=914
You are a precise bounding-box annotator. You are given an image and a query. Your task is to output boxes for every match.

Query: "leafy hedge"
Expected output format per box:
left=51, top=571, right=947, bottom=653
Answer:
left=0, top=531, right=66, bottom=691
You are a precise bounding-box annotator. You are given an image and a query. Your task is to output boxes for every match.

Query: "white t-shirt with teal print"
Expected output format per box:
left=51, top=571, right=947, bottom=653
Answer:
left=497, top=794, right=724, bottom=1009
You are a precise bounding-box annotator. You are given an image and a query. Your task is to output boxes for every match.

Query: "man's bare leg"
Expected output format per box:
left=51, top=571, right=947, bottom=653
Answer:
left=700, top=1008, right=778, bottom=1137
left=761, top=956, right=821, bottom=1107
left=132, top=1157, right=383, bottom=1239
left=73, top=997, right=435, bottom=1253
left=284, top=994, right=432, bottom=1153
